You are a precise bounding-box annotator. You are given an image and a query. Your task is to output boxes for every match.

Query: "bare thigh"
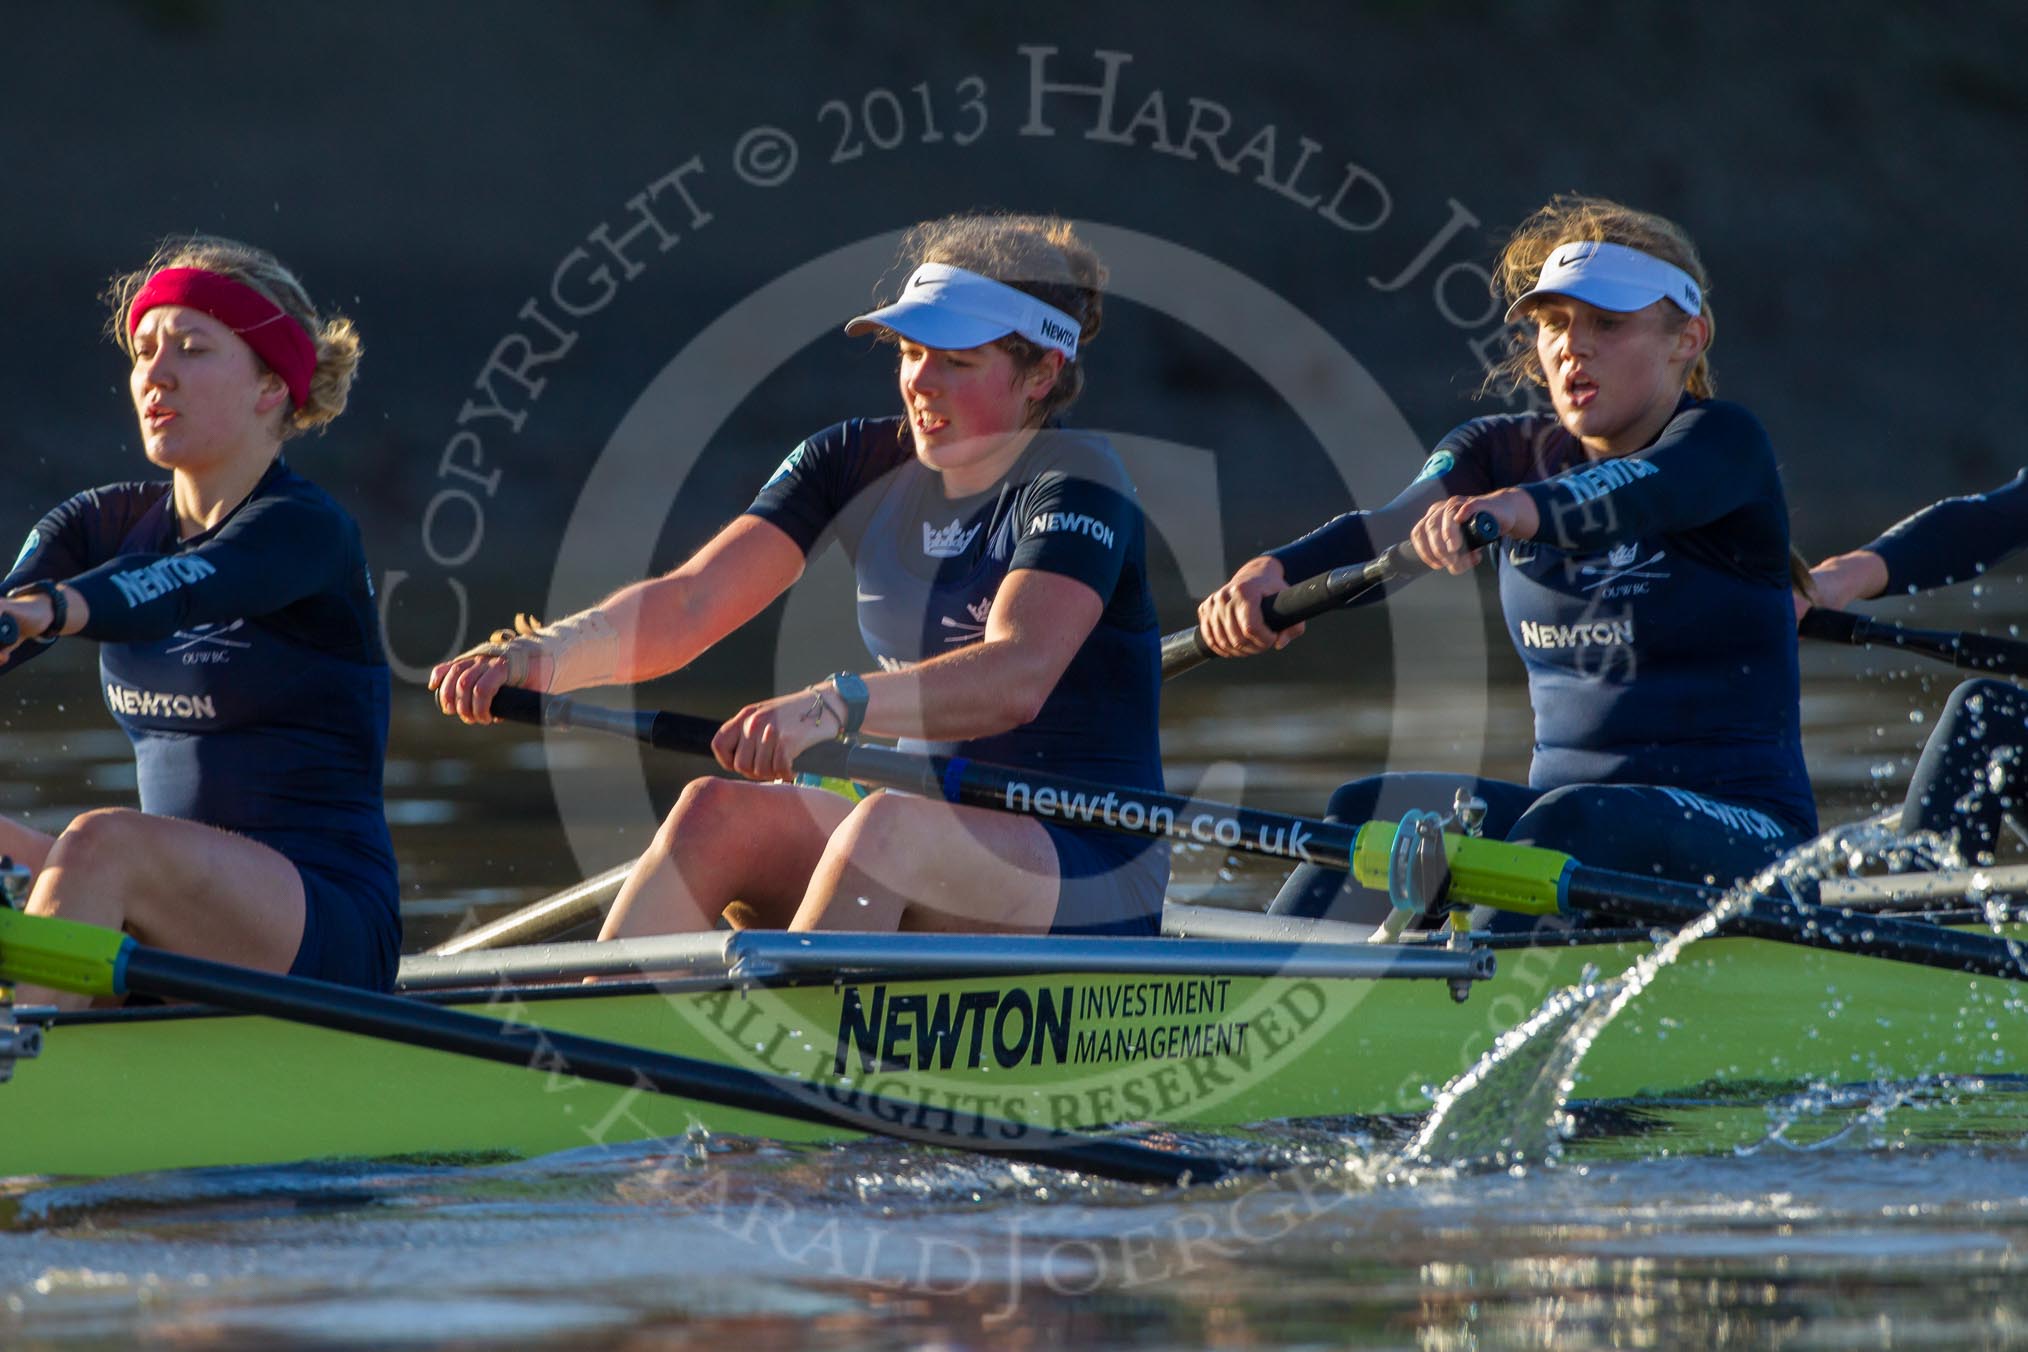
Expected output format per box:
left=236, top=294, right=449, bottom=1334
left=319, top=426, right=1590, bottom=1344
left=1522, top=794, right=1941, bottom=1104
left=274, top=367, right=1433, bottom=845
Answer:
left=20, top=809, right=306, bottom=1005
left=794, top=794, right=1061, bottom=933
left=602, top=780, right=858, bottom=938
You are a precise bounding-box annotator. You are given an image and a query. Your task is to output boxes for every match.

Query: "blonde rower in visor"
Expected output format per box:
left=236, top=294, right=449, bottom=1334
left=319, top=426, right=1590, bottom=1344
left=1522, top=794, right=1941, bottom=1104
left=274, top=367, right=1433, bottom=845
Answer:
left=433, top=214, right=1168, bottom=936
left=1198, top=194, right=1817, bottom=925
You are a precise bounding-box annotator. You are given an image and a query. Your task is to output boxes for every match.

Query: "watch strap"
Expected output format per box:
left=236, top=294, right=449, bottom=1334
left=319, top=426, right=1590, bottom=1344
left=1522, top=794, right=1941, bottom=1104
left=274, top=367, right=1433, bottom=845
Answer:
left=827, top=670, right=870, bottom=739
left=7, top=580, right=65, bottom=643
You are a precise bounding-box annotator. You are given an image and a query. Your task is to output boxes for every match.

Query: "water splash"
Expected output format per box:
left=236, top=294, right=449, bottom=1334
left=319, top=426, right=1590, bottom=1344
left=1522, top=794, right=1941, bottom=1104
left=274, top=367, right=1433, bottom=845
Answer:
left=1402, top=817, right=1986, bottom=1171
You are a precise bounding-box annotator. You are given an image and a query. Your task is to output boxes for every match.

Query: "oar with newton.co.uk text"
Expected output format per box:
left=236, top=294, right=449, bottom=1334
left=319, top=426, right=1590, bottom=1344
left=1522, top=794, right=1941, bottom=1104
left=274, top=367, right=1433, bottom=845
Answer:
left=488, top=688, right=2028, bottom=986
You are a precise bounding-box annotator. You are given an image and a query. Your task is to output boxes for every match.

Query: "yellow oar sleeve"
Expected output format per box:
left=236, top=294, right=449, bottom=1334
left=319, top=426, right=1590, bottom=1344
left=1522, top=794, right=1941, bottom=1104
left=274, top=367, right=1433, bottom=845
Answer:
left=1351, top=821, right=1574, bottom=917
left=0, top=908, right=130, bottom=998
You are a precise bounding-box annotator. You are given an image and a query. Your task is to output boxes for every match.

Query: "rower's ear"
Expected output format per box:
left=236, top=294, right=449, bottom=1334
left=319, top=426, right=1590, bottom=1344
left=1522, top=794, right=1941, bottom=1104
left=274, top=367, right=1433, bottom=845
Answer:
left=1022, top=349, right=1065, bottom=404
left=1672, top=312, right=1712, bottom=368
left=253, top=369, right=292, bottom=419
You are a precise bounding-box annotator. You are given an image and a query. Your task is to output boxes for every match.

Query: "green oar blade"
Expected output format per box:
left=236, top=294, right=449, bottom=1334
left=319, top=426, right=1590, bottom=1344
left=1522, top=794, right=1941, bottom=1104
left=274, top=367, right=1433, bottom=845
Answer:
left=0, top=907, right=130, bottom=998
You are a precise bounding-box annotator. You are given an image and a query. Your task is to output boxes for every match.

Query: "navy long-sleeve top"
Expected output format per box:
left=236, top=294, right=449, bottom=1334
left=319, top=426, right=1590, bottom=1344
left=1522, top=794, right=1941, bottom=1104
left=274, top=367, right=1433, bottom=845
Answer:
left=1269, top=395, right=1816, bottom=833
left=1865, top=469, right=2028, bottom=593
left=2, top=460, right=396, bottom=906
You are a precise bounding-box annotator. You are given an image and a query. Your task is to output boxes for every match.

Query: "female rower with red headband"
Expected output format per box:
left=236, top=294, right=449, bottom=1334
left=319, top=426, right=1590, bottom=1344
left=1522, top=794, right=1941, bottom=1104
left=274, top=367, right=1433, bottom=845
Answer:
left=433, top=213, right=1166, bottom=937
left=0, top=237, right=396, bottom=1007
left=1198, top=195, right=1817, bottom=923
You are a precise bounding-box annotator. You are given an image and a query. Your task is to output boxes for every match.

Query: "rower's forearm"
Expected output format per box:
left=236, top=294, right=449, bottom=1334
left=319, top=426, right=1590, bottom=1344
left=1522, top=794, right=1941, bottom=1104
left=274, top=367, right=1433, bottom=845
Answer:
left=58, top=584, right=87, bottom=636
left=861, top=641, right=1057, bottom=741
left=589, top=578, right=719, bottom=684
left=3, top=585, right=83, bottom=638
left=1807, top=550, right=1889, bottom=610
left=583, top=551, right=797, bottom=687
left=564, top=515, right=802, bottom=688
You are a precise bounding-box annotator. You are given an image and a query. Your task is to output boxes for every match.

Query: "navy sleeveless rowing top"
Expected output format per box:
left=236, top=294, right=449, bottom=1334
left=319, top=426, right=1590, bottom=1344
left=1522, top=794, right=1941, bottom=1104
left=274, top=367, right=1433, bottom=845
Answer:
left=1271, top=396, right=1816, bottom=834
left=1866, top=469, right=2028, bottom=593
left=745, top=417, right=1163, bottom=790
left=2, top=460, right=398, bottom=917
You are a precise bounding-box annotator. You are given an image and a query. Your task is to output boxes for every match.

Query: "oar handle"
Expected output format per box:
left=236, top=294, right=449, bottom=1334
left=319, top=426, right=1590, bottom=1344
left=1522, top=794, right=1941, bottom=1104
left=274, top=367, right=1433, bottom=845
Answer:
left=490, top=686, right=722, bottom=755
left=1160, top=511, right=1500, bottom=679
left=489, top=687, right=942, bottom=790
left=1799, top=607, right=2028, bottom=677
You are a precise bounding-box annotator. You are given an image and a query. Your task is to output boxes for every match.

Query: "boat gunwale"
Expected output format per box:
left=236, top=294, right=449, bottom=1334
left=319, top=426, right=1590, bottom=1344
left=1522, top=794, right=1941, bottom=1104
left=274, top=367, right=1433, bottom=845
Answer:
left=21, top=913, right=2017, bottom=1035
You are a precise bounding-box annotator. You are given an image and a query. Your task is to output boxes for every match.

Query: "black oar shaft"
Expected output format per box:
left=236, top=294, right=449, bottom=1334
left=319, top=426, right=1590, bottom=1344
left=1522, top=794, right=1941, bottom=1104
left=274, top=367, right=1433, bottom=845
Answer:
left=1799, top=607, right=2028, bottom=677
left=489, top=691, right=2028, bottom=984
left=1565, top=870, right=2028, bottom=982
left=1160, top=512, right=1500, bottom=679
left=493, top=688, right=1362, bottom=876
left=122, top=945, right=1231, bottom=1186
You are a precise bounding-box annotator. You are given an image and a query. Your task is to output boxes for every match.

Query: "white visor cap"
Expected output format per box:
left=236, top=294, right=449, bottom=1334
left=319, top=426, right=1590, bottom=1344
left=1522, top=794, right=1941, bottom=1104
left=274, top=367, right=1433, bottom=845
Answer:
left=1504, top=240, right=1703, bottom=324
left=845, top=263, right=1081, bottom=361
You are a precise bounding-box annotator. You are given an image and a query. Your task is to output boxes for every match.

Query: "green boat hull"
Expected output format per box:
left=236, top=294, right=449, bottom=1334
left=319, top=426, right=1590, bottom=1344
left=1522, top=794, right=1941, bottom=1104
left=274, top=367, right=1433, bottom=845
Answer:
left=5, top=929, right=2023, bottom=1178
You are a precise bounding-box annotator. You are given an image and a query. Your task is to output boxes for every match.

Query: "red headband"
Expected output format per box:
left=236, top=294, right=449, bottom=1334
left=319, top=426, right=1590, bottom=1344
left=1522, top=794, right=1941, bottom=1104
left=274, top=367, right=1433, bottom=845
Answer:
left=128, top=267, right=318, bottom=409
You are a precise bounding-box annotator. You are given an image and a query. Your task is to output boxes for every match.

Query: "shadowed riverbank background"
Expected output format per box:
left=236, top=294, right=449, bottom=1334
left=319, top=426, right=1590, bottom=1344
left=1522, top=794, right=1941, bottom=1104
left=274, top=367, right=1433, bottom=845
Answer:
left=3, top=0, right=2023, bottom=692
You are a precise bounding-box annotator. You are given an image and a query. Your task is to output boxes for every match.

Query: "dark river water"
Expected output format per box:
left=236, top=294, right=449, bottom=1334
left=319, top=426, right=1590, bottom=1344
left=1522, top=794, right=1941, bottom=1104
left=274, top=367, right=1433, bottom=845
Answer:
left=2, top=580, right=2025, bottom=1348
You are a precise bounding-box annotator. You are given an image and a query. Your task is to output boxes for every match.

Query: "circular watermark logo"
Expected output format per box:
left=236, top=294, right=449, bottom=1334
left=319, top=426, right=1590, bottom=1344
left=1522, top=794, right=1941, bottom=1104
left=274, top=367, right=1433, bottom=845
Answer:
left=393, top=44, right=1581, bottom=1302
left=525, top=218, right=1526, bottom=1128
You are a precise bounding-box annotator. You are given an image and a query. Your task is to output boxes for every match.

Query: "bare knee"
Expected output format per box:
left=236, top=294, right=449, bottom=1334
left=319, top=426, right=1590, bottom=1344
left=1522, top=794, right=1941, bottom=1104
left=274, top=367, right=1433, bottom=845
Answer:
left=650, top=779, right=838, bottom=898
left=825, top=793, right=937, bottom=878
left=651, top=778, right=755, bottom=855
left=29, top=808, right=159, bottom=927
left=836, top=791, right=918, bottom=848
left=45, top=808, right=153, bottom=878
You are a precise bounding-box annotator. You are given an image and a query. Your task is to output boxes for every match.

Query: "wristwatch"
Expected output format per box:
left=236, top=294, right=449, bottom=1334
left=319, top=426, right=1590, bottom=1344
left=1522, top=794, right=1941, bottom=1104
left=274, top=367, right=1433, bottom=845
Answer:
left=6, top=580, right=66, bottom=644
left=827, top=670, right=869, bottom=740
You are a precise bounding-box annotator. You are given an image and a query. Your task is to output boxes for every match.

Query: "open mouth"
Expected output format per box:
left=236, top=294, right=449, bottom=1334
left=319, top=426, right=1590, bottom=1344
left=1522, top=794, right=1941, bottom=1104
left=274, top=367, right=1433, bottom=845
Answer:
left=1563, top=373, right=1598, bottom=409
left=913, top=409, right=949, bottom=436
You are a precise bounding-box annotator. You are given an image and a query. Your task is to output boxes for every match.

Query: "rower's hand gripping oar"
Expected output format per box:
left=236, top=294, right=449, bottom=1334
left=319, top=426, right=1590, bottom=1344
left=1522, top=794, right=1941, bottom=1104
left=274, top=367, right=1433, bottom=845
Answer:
left=1799, top=606, right=2028, bottom=677
left=488, top=689, right=2028, bottom=984
left=1161, top=512, right=1501, bottom=680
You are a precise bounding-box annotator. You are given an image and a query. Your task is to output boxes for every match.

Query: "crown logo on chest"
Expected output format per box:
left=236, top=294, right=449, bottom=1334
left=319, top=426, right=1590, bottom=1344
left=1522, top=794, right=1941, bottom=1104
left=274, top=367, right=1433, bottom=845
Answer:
left=922, top=519, right=982, bottom=559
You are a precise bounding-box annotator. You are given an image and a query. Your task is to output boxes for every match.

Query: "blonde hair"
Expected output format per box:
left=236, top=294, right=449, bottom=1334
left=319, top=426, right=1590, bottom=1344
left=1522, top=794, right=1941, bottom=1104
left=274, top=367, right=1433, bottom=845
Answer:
left=106, top=235, right=362, bottom=438
left=877, top=213, right=1105, bottom=425
left=1487, top=195, right=1714, bottom=400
